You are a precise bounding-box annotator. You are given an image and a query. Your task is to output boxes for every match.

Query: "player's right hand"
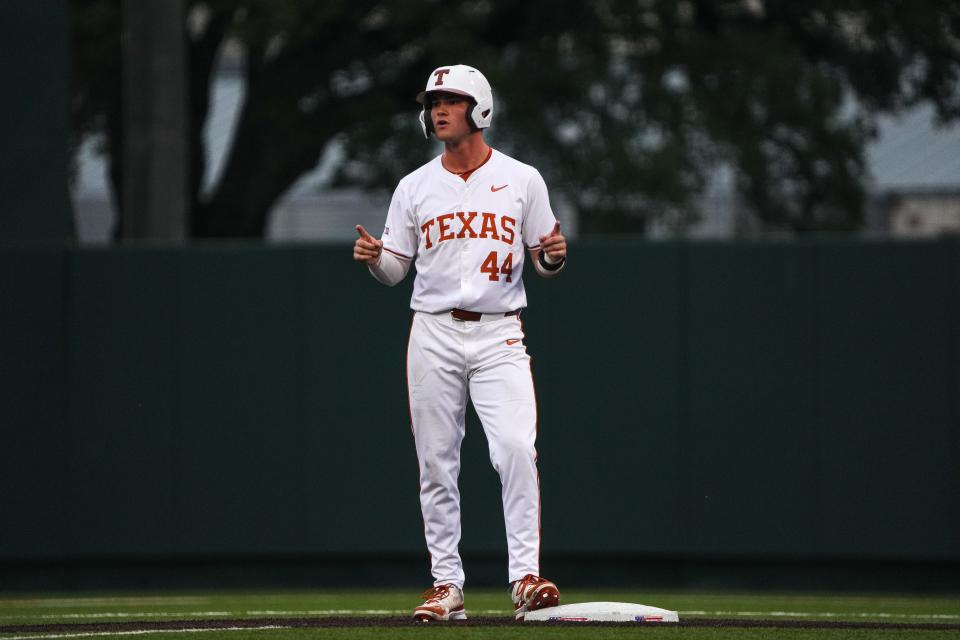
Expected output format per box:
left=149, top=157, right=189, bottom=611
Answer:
left=353, top=224, right=384, bottom=265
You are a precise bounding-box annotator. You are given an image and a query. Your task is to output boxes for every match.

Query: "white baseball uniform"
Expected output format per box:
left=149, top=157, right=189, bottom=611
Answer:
left=368, top=148, right=560, bottom=589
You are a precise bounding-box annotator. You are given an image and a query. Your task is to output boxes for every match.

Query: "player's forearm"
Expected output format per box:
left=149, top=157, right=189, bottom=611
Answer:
left=368, top=249, right=411, bottom=286
left=532, top=249, right=566, bottom=278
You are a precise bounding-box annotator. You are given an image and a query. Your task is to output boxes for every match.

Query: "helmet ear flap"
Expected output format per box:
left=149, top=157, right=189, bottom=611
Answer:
left=467, top=98, right=480, bottom=132
left=419, top=108, right=433, bottom=138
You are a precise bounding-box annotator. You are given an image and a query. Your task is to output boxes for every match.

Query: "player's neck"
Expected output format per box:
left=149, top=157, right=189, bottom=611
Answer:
left=441, top=133, right=490, bottom=175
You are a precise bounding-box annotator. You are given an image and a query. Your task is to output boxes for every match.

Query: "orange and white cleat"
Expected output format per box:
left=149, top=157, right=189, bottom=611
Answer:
left=413, top=584, right=467, bottom=622
left=511, top=574, right=560, bottom=620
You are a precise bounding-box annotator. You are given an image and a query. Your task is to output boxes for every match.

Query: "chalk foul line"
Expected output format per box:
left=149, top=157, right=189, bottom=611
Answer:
left=3, top=609, right=958, bottom=622
left=0, top=625, right=287, bottom=640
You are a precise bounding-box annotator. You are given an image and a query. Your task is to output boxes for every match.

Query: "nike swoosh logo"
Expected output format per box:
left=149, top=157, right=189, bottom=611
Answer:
left=491, top=184, right=508, bottom=192
left=506, top=339, right=521, bottom=345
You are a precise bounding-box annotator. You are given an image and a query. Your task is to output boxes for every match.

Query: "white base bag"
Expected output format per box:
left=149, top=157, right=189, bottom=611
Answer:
left=523, top=601, right=679, bottom=623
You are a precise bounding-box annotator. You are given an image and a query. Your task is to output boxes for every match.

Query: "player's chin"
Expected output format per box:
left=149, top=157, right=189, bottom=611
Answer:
left=434, top=126, right=465, bottom=143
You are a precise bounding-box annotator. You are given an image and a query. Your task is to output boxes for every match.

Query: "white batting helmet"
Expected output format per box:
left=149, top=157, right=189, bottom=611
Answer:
left=416, top=64, right=493, bottom=138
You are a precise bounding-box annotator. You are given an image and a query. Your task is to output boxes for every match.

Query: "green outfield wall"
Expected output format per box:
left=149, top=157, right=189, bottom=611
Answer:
left=2, top=241, right=958, bottom=572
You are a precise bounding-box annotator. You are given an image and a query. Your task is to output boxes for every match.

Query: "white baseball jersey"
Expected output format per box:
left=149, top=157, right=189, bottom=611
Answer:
left=381, top=149, right=558, bottom=313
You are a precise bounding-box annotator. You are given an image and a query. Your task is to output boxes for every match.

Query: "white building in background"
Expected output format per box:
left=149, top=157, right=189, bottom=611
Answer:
left=683, top=103, right=960, bottom=239
left=864, top=105, right=960, bottom=237
left=71, top=74, right=959, bottom=243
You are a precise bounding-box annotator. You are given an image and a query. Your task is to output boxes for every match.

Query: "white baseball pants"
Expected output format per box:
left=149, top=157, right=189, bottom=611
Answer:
left=407, top=310, right=541, bottom=589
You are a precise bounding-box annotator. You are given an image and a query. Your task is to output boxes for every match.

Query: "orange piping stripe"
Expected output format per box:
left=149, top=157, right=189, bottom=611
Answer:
left=406, top=313, right=433, bottom=575
left=385, top=247, right=413, bottom=260
left=527, top=331, right=542, bottom=572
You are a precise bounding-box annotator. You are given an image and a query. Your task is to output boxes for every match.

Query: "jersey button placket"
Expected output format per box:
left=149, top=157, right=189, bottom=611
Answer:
left=461, top=179, right=477, bottom=375
left=458, top=190, right=472, bottom=302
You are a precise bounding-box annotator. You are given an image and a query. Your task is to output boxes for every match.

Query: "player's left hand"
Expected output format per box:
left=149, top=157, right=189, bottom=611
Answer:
left=539, top=222, right=566, bottom=263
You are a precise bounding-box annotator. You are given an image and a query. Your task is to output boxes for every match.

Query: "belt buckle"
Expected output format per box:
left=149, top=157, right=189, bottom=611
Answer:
left=451, top=308, right=481, bottom=321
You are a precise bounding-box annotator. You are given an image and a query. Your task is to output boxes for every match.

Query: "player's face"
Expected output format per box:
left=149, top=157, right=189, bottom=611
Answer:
left=430, top=93, right=473, bottom=142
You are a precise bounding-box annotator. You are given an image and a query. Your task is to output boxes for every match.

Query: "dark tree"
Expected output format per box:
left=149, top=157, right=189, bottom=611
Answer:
left=70, top=0, right=960, bottom=237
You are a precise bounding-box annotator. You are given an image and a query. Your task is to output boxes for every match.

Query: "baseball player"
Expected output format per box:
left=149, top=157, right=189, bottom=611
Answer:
left=353, top=64, right=567, bottom=622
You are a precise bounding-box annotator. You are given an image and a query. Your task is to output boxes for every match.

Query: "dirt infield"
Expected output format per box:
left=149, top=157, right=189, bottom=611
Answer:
left=2, top=616, right=959, bottom=633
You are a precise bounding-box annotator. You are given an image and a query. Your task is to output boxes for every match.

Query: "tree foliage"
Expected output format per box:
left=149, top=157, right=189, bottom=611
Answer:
left=70, top=0, right=960, bottom=237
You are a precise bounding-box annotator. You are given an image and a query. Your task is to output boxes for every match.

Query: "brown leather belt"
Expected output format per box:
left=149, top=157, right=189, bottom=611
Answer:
left=451, top=308, right=521, bottom=321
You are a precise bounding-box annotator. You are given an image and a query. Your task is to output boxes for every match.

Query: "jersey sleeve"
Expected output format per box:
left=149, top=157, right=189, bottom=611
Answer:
left=521, top=169, right=558, bottom=251
left=381, top=182, right=418, bottom=260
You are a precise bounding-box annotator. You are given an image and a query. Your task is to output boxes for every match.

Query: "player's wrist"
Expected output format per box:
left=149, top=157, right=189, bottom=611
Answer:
left=538, top=250, right=564, bottom=270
